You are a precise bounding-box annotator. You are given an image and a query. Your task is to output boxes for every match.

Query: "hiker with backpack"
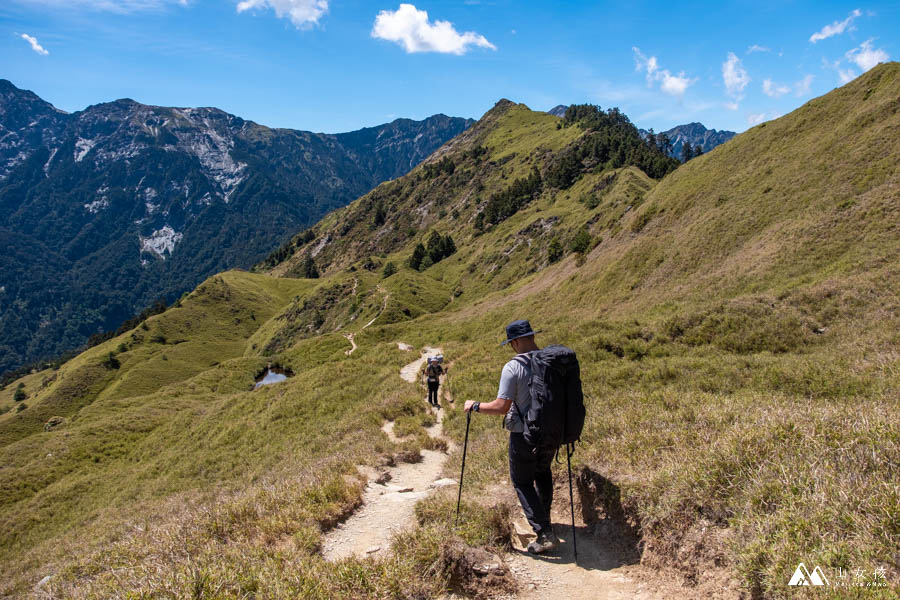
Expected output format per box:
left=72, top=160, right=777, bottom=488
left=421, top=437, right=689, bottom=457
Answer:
left=463, top=320, right=585, bottom=556
left=423, top=356, right=444, bottom=408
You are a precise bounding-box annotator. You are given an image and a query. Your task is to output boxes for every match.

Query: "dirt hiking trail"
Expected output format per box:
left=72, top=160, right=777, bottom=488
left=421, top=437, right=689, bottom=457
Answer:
left=496, top=514, right=665, bottom=600
left=343, top=285, right=390, bottom=356
left=322, top=345, right=453, bottom=561
left=324, top=344, right=707, bottom=599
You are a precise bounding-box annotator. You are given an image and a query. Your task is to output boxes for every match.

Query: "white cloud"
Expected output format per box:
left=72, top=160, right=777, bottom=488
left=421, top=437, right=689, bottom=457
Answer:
left=632, top=47, right=695, bottom=98
left=659, top=72, right=693, bottom=97
left=810, top=9, right=861, bottom=43
left=747, top=113, right=766, bottom=126
left=371, top=4, right=495, bottom=55
left=236, top=0, right=327, bottom=28
left=747, top=44, right=771, bottom=54
left=722, top=52, right=750, bottom=104
left=20, top=33, right=48, bottom=55
left=794, top=74, right=814, bottom=96
left=748, top=110, right=782, bottom=126
left=846, top=39, right=889, bottom=72
left=762, top=78, right=789, bottom=98
left=839, top=68, right=857, bottom=83
left=724, top=101, right=739, bottom=111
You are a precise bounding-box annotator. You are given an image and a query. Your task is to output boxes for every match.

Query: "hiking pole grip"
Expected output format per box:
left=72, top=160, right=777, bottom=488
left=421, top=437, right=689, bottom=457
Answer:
left=456, top=409, right=472, bottom=526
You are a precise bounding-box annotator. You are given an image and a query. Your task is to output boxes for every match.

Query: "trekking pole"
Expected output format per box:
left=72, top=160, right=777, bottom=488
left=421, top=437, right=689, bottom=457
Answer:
left=567, top=442, right=577, bottom=562
left=455, top=409, right=472, bottom=526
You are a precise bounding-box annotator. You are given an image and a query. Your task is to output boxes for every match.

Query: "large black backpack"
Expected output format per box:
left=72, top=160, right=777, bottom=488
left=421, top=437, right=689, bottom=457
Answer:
left=513, top=344, right=585, bottom=452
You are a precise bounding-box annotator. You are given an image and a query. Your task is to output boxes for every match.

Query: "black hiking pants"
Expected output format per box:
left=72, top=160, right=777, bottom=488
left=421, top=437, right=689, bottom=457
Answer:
left=427, top=380, right=439, bottom=405
left=509, top=432, right=555, bottom=536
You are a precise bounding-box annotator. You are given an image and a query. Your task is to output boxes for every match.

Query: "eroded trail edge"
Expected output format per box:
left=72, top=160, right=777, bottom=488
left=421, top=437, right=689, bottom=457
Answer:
left=322, top=345, right=452, bottom=561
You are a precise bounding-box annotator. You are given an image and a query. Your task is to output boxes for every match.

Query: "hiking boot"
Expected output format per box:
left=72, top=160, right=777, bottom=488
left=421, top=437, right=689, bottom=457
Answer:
left=526, top=531, right=559, bottom=554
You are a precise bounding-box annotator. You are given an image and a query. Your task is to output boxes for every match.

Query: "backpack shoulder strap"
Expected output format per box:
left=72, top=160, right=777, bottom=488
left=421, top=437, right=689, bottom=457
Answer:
left=507, top=353, right=534, bottom=423
left=511, top=353, right=531, bottom=368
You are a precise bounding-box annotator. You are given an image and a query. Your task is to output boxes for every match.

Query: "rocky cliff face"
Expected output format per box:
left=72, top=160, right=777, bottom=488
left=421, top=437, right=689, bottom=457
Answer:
left=0, top=80, right=472, bottom=373
left=638, top=122, right=736, bottom=160
left=0, top=80, right=67, bottom=179
left=546, top=104, right=568, bottom=117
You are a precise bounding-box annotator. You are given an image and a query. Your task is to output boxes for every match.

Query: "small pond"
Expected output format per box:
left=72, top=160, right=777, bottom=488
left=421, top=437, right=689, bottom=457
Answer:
left=253, top=366, right=293, bottom=390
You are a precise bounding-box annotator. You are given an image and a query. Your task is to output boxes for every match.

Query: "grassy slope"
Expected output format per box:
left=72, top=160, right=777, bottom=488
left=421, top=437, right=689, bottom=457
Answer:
left=1, top=65, right=898, bottom=598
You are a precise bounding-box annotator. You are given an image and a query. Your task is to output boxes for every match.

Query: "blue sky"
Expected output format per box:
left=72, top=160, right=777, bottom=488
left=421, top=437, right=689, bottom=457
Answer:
left=1, top=1, right=896, bottom=134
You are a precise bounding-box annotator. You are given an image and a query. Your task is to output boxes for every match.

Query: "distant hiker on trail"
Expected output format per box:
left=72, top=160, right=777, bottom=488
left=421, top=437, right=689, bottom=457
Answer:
left=465, top=320, right=566, bottom=555
left=424, top=357, right=444, bottom=408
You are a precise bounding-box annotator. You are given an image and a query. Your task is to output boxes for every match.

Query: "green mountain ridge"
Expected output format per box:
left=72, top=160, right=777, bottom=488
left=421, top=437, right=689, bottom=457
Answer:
left=0, top=64, right=897, bottom=598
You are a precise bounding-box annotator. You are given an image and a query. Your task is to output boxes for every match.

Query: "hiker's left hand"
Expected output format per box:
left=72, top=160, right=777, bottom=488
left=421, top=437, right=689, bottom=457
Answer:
left=464, top=400, right=476, bottom=412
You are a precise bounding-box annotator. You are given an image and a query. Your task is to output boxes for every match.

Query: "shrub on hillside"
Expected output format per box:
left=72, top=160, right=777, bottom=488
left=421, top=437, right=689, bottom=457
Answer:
left=569, top=227, right=592, bottom=255
left=547, top=237, right=563, bottom=263
left=423, top=157, right=455, bottom=178
left=663, top=298, right=819, bottom=354
left=102, top=352, right=120, bottom=369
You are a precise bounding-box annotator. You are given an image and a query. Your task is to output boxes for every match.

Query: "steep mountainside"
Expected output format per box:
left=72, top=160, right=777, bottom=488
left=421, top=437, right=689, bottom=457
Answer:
left=0, top=80, right=472, bottom=374
left=0, top=64, right=897, bottom=599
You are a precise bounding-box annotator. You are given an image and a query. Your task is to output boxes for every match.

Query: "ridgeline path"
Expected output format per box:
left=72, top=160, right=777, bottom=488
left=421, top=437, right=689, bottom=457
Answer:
left=322, top=345, right=453, bottom=561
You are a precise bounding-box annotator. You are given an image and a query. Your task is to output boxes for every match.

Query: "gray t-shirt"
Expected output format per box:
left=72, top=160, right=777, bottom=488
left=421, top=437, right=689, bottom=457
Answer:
left=497, top=352, right=534, bottom=432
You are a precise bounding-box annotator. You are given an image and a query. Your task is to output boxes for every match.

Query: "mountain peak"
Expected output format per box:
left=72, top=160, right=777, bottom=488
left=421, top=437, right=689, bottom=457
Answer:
left=547, top=104, right=568, bottom=117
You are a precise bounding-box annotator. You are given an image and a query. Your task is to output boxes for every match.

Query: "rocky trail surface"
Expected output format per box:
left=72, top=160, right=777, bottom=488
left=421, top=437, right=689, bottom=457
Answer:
left=496, top=518, right=668, bottom=600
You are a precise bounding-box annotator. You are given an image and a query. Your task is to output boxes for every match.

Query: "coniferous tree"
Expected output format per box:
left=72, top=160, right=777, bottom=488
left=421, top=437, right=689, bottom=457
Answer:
left=441, top=235, right=456, bottom=258
left=426, top=231, right=443, bottom=263
left=682, top=142, right=694, bottom=162
left=301, top=254, right=319, bottom=278
left=408, top=243, right=426, bottom=270
left=373, top=201, right=386, bottom=227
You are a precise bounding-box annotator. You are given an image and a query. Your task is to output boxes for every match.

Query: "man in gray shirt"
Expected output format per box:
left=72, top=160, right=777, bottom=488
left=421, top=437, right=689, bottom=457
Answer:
left=465, top=320, right=560, bottom=554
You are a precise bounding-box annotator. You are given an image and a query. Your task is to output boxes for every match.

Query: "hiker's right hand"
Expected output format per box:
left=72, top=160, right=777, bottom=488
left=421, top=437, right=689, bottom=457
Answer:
left=464, top=400, right=476, bottom=412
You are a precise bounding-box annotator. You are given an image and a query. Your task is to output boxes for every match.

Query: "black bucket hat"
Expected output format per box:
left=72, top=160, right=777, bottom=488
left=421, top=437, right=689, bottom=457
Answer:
left=500, top=319, right=541, bottom=346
